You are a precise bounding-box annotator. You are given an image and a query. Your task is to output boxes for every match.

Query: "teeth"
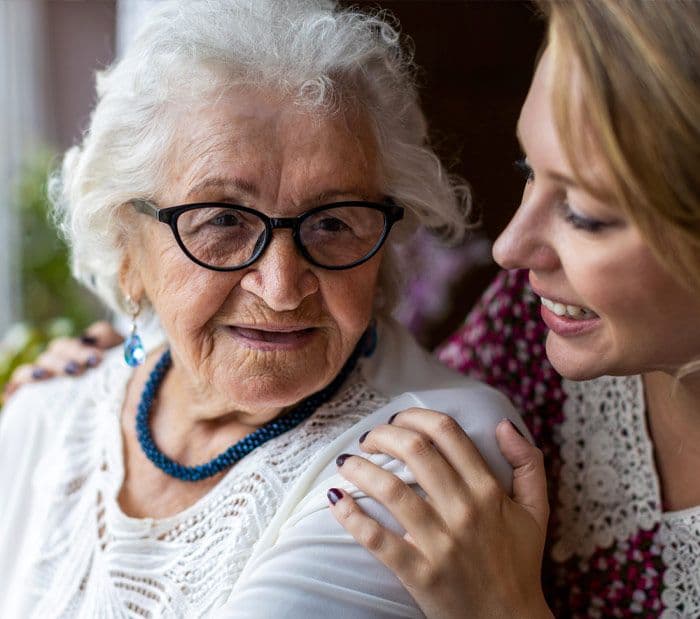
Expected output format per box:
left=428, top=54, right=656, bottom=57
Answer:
left=552, top=302, right=566, bottom=316
left=540, top=297, right=596, bottom=320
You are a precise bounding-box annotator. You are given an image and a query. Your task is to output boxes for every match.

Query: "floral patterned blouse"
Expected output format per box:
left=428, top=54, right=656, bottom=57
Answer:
left=437, top=269, right=700, bottom=618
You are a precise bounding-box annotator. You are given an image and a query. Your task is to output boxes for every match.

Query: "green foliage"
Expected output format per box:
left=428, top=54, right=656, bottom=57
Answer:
left=17, top=150, right=102, bottom=327
left=0, top=150, right=103, bottom=403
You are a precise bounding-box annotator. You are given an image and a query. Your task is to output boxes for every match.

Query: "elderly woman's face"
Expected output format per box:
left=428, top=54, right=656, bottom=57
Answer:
left=122, top=90, right=384, bottom=414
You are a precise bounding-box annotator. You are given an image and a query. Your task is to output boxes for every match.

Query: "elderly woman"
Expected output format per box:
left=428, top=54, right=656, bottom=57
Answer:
left=0, top=0, right=523, bottom=617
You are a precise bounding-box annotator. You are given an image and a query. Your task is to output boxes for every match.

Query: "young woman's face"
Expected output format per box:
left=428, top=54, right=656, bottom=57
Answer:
left=493, top=49, right=700, bottom=381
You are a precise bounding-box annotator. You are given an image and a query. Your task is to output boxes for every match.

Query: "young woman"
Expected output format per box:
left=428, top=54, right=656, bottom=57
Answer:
left=328, top=1, right=700, bottom=616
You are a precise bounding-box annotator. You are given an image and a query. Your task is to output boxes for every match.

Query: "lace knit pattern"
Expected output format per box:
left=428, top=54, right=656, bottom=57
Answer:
left=25, top=352, right=387, bottom=618
left=437, top=269, right=699, bottom=618
left=555, top=375, right=661, bottom=562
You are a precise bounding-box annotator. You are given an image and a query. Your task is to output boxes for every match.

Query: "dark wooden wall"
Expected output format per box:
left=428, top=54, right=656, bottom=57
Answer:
left=353, top=1, right=545, bottom=347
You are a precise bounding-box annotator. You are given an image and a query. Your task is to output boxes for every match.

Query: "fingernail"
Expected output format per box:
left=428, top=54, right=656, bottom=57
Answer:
left=80, top=334, right=98, bottom=346
left=359, top=430, right=369, bottom=444
left=327, top=488, right=343, bottom=505
left=86, top=354, right=100, bottom=368
left=64, top=361, right=80, bottom=375
left=336, top=453, right=351, bottom=467
left=31, top=367, right=49, bottom=379
left=388, top=412, right=398, bottom=424
left=507, top=419, right=525, bottom=438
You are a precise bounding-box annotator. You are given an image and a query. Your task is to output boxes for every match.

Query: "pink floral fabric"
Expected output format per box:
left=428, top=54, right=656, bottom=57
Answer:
left=436, top=269, right=665, bottom=617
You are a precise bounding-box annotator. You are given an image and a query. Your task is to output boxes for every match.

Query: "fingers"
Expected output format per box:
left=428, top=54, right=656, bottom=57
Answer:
left=366, top=409, right=497, bottom=494
left=81, top=320, right=124, bottom=349
left=40, top=337, right=103, bottom=376
left=327, top=487, right=427, bottom=584
left=336, top=453, right=448, bottom=543
left=355, top=423, right=469, bottom=509
left=1, top=327, right=113, bottom=403
left=496, top=419, right=549, bottom=534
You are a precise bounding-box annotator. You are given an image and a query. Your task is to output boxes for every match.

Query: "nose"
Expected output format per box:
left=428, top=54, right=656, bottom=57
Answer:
left=239, top=230, right=319, bottom=311
left=492, top=196, right=560, bottom=272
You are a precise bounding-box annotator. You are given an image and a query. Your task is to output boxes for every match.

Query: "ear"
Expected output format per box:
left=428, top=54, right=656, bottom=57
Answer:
left=118, top=252, right=145, bottom=306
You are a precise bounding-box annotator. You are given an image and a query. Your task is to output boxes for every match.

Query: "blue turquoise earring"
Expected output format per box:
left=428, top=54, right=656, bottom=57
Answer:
left=123, top=295, right=146, bottom=367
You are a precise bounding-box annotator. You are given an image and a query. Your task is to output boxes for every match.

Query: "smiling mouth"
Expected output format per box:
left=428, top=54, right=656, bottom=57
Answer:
left=228, top=325, right=317, bottom=344
left=539, top=296, right=599, bottom=321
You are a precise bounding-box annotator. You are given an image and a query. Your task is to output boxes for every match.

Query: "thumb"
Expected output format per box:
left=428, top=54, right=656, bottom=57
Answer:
left=496, top=419, right=549, bottom=534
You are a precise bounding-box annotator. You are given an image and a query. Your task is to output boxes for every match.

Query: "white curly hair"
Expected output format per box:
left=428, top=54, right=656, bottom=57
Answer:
left=50, top=0, right=471, bottom=318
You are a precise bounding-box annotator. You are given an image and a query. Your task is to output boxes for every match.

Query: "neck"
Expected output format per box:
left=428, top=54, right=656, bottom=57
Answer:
left=643, top=369, right=700, bottom=510
left=143, top=349, right=286, bottom=466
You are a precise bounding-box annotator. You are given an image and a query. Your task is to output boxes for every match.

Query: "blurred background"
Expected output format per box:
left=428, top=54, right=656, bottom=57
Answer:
left=0, top=0, right=543, bottom=391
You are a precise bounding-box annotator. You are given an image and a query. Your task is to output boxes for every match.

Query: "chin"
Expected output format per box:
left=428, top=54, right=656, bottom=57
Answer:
left=544, top=335, right=612, bottom=382
left=218, top=357, right=334, bottom=409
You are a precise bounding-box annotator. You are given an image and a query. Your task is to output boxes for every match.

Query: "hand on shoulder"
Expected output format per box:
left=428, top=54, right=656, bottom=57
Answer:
left=328, top=407, right=553, bottom=619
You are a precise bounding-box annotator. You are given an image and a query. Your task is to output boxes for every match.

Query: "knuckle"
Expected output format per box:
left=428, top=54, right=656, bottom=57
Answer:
left=480, top=478, right=503, bottom=504
left=358, top=521, right=385, bottom=553
left=47, top=337, right=71, bottom=353
left=406, top=435, right=433, bottom=458
left=402, top=407, right=423, bottom=416
left=434, top=414, right=462, bottom=436
left=412, top=562, right=443, bottom=589
left=377, top=475, right=408, bottom=504
left=453, top=502, right=476, bottom=529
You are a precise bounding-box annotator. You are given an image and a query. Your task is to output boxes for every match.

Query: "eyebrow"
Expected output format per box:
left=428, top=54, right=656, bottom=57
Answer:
left=186, top=178, right=371, bottom=204
left=185, top=177, right=259, bottom=201
left=311, top=188, right=372, bottom=203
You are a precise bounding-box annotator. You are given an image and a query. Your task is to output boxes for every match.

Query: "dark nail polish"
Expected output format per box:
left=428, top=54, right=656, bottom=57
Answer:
left=80, top=335, right=98, bottom=346
left=86, top=354, right=100, bottom=368
left=388, top=412, right=398, bottom=424
left=359, top=430, right=369, bottom=444
left=336, top=453, right=351, bottom=467
left=64, top=361, right=80, bottom=375
left=508, top=419, right=525, bottom=438
left=31, top=367, right=48, bottom=379
left=327, top=488, right=343, bottom=505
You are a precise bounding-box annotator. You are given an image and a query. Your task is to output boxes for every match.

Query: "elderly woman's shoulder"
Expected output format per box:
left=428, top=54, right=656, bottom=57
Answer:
left=364, top=318, right=503, bottom=398
left=0, top=347, right=126, bottom=445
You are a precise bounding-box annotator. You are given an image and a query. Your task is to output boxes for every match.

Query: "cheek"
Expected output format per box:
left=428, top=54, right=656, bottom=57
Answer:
left=562, top=240, right=677, bottom=327
left=321, top=262, right=380, bottom=336
left=136, top=233, right=240, bottom=332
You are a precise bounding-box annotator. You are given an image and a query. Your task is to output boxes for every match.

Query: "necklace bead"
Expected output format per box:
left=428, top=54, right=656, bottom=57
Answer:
left=135, top=326, right=375, bottom=482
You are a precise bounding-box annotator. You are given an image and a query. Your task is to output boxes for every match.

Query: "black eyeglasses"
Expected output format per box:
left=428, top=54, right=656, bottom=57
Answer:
left=132, top=199, right=404, bottom=271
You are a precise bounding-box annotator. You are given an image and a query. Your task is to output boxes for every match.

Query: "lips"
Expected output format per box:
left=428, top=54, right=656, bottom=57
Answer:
left=529, top=278, right=601, bottom=337
left=231, top=326, right=316, bottom=343
left=226, top=324, right=318, bottom=350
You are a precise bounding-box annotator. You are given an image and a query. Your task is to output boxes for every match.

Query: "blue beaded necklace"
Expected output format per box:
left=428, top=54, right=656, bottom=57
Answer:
left=135, top=327, right=376, bottom=482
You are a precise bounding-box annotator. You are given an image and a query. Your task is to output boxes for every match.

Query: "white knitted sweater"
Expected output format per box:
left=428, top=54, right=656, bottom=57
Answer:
left=0, top=320, right=521, bottom=618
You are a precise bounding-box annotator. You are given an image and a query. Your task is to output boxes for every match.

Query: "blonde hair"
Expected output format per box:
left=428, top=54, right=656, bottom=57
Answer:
left=536, top=0, right=700, bottom=291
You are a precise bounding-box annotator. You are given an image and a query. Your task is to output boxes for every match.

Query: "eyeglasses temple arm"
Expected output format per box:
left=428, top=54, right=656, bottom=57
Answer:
left=132, top=199, right=160, bottom=220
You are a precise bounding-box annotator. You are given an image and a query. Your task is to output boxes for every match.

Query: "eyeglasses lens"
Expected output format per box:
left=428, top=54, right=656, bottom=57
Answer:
left=176, top=205, right=387, bottom=269
left=177, top=206, right=266, bottom=268
left=299, top=206, right=386, bottom=267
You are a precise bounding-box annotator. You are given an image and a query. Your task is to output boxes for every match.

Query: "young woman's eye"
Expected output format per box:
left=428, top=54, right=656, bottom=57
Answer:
left=562, top=204, right=609, bottom=233
left=514, top=158, right=534, bottom=182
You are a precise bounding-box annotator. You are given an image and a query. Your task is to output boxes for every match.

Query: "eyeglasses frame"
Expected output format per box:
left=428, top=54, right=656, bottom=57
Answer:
left=131, top=198, right=404, bottom=271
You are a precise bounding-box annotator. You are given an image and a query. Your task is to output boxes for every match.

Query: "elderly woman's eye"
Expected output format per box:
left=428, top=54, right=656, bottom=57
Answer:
left=209, top=212, right=240, bottom=227
left=313, top=216, right=351, bottom=233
